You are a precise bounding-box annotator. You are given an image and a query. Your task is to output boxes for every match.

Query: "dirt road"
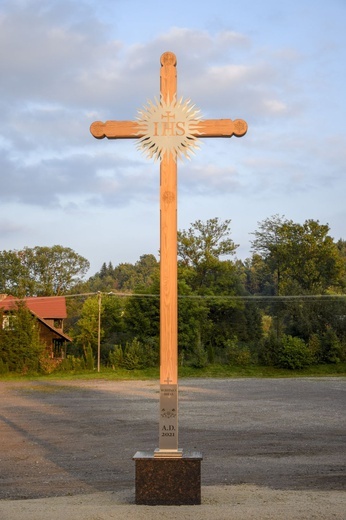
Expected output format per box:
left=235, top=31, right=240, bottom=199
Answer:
left=0, top=377, right=345, bottom=518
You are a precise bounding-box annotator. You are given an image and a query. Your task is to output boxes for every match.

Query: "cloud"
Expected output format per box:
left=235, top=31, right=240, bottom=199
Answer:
left=0, top=0, right=344, bottom=223
left=180, top=162, right=241, bottom=196
left=1, top=152, right=151, bottom=207
left=0, top=219, right=27, bottom=237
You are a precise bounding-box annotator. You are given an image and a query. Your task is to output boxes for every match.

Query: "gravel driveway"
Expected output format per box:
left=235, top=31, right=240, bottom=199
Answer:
left=0, top=377, right=345, bottom=519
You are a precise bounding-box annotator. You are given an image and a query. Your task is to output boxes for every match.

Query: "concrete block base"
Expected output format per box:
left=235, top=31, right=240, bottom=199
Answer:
left=133, top=451, right=202, bottom=505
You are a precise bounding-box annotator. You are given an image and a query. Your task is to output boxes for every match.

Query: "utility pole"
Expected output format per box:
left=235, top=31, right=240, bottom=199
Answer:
left=97, top=291, right=101, bottom=373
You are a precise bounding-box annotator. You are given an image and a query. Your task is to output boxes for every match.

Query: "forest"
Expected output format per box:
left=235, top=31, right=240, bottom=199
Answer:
left=1, top=215, right=346, bottom=374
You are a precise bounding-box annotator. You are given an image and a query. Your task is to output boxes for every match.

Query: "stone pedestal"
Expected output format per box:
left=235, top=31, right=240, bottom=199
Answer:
left=133, top=451, right=202, bottom=505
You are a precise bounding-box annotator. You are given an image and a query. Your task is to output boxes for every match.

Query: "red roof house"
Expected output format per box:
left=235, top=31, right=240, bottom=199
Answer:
left=0, top=295, right=72, bottom=358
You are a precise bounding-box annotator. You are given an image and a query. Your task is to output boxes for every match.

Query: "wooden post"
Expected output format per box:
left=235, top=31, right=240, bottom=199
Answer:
left=159, top=52, right=178, bottom=387
left=97, top=291, right=101, bottom=373
left=156, top=54, right=180, bottom=455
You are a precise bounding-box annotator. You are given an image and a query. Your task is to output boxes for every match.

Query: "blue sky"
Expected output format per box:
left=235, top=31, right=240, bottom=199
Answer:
left=0, top=0, right=345, bottom=275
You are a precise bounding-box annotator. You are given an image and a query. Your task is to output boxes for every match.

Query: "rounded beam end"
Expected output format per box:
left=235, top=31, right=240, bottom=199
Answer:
left=90, top=121, right=105, bottom=139
left=233, top=119, right=248, bottom=137
left=160, top=51, right=177, bottom=67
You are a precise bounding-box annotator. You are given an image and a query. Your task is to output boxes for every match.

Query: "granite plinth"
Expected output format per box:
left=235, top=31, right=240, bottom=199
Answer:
left=133, top=451, right=202, bottom=505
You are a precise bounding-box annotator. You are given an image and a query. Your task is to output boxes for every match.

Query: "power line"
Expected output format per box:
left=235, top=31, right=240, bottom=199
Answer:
left=3, top=292, right=346, bottom=303
left=66, top=292, right=346, bottom=303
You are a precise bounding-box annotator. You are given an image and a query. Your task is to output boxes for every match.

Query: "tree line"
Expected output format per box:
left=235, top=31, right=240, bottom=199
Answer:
left=1, top=215, right=345, bottom=373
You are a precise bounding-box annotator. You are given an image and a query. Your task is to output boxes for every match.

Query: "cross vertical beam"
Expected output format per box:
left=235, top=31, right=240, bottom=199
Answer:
left=159, top=53, right=178, bottom=388
left=157, top=52, right=180, bottom=455
left=160, top=150, right=178, bottom=387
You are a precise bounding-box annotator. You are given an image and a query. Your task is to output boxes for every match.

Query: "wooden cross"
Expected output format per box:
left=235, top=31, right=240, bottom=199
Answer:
left=90, top=51, right=247, bottom=453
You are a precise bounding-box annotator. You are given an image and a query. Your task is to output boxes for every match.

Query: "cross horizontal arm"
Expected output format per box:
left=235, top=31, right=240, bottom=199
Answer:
left=196, top=119, right=247, bottom=138
left=90, top=120, right=143, bottom=139
left=90, top=118, right=248, bottom=140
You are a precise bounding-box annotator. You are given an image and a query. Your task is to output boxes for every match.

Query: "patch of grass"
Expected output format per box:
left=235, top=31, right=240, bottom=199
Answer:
left=0, top=363, right=345, bottom=382
left=179, top=363, right=346, bottom=378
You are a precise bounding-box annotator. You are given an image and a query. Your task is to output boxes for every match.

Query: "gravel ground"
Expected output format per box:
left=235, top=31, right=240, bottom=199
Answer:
left=0, top=377, right=345, bottom=519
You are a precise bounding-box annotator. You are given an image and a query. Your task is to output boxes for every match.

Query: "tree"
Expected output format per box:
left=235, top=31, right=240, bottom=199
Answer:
left=23, top=246, right=90, bottom=295
left=250, top=215, right=290, bottom=296
left=336, top=239, right=346, bottom=291
left=251, top=216, right=346, bottom=363
left=71, top=296, right=100, bottom=359
left=178, top=217, right=238, bottom=269
left=99, top=262, right=111, bottom=279
left=178, top=218, right=239, bottom=293
left=251, top=215, right=345, bottom=295
left=71, top=294, right=127, bottom=365
left=123, top=279, right=160, bottom=344
left=0, top=246, right=90, bottom=296
left=100, top=294, right=126, bottom=348
left=177, top=218, right=262, bottom=361
left=88, top=254, right=159, bottom=293
left=134, top=254, right=159, bottom=288
left=0, top=250, right=34, bottom=296
left=113, top=254, right=159, bottom=291
left=177, top=278, right=211, bottom=364
left=242, top=254, right=276, bottom=296
left=0, top=302, right=46, bottom=373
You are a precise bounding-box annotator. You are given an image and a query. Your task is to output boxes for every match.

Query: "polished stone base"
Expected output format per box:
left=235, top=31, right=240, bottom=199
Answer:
left=133, top=451, right=202, bottom=505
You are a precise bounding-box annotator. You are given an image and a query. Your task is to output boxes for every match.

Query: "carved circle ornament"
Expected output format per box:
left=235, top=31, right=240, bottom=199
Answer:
left=162, top=191, right=175, bottom=204
left=136, top=95, right=202, bottom=162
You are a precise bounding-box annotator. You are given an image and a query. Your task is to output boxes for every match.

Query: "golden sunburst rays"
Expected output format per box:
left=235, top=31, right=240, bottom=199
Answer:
left=136, top=95, right=202, bottom=162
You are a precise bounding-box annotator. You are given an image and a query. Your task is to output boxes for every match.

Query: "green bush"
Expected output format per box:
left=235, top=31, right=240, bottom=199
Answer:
left=108, top=338, right=158, bottom=370
left=276, top=335, right=313, bottom=369
left=109, top=345, right=124, bottom=369
left=0, top=358, right=9, bottom=374
left=191, top=344, right=208, bottom=368
left=0, top=303, right=45, bottom=373
left=258, top=332, right=280, bottom=366
left=84, top=345, right=95, bottom=370
left=207, top=344, right=215, bottom=364
left=308, top=333, right=321, bottom=363
left=123, top=339, right=146, bottom=370
left=320, top=328, right=344, bottom=364
left=59, top=355, right=86, bottom=372
left=225, top=338, right=252, bottom=366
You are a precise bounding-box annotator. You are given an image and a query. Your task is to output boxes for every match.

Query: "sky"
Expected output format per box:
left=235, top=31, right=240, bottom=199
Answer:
left=0, top=0, right=345, bottom=276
